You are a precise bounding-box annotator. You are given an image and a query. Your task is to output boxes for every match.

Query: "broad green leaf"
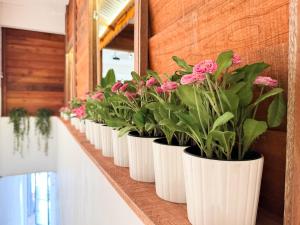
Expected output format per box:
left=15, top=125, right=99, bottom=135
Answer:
left=172, top=56, right=193, bottom=72
left=220, top=90, right=239, bottom=114
left=131, top=71, right=140, bottom=81
left=212, top=112, right=234, bottom=131
left=133, top=110, right=146, bottom=128
left=228, top=82, right=247, bottom=93
left=214, top=50, right=233, bottom=79
left=207, top=131, right=236, bottom=159
left=243, top=63, right=269, bottom=82
left=267, top=93, right=286, bottom=127
left=253, top=88, right=283, bottom=107
left=238, top=83, right=253, bottom=106
left=243, top=119, right=267, bottom=155
left=105, top=69, right=116, bottom=87
left=118, top=126, right=135, bottom=137
left=105, top=119, right=128, bottom=128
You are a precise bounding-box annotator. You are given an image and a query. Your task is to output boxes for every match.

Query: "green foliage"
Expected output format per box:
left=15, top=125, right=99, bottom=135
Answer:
left=9, top=108, right=30, bottom=156
left=35, top=108, right=52, bottom=155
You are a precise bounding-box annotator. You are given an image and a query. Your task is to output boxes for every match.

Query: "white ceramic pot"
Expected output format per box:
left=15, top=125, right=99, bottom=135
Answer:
left=79, top=119, right=85, bottom=133
left=70, top=117, right=75, bottom=126
left=183, top=147, right=264, bottom=225
left=74, top=118, right=80, bottom=130
left=152, top=138, right=186, bottom=203
left=100, top=125, right=113, bottom=157
left=63, top=114, right=69, bottom=121
left=127, top=132, right=158, bottom=182
left=112, top=129, right=129, bottom=167
left=92, top=122, right=102, bottom=150
left=85, top=119, right=91, bottom=141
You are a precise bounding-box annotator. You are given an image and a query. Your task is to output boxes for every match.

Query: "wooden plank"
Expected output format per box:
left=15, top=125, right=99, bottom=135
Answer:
left=2, top=28, right=65, bottom=115
left=134, top=0, right=149, bottom=75
left=284, top=0, right=300, bottom=224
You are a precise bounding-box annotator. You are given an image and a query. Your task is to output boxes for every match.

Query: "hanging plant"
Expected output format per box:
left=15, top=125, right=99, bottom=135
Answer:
left=35, top=108, right=53, bottom=155
left=9, top=108, right=30, bottom=156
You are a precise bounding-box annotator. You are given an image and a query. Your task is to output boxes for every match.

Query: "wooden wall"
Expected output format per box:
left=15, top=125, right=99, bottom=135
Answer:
left=66, top=0, right=94, bottom=98
left=148, top=0, right=289, bottom=221
left=2, top=28, right=65, bottom=115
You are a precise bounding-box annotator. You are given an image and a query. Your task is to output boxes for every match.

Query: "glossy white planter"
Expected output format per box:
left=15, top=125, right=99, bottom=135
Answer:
left=127, top=132, right=158, bottom=182
left=79, top=120, right=85, bottom=133
left=112, top=129, right=129, bottom=167
left=63, top=114, right=69, bottom=121
left=71, top=117, right=80, bottom=130
left=100, top=125, right=113, bottom=157
left=92, top=122, right=102, bottom=150
left=152, top=138, right=186, bottom=203
left=183, top=148, right=264, bottom=225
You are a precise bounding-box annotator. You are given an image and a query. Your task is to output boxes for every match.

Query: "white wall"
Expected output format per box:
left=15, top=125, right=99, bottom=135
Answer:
left=56, top=121, right=143, bottom=225
left=0, top=0, right=67, bottom=34
left=0, top=117, right=58, bottom=176
left=0, top=118, right=144, bottom=225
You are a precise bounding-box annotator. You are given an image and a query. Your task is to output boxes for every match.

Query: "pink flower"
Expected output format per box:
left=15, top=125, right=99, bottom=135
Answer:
left=232, top=54, right=241, bottom=65
left=155, top=86, right=164, bottom=94
left=111, top=81, right=123, bottom=92
left=73, top=105, right=86, bottom=119
left=161, top=81, right=178, bottom=92
left=193, top=60, right=218, bottom=74
left=91, top=92, right=104, bottom=101
left=180, top=73, right=206, bottom=85
left=119, top=83, right=129, bottom=92
left=146, top=77, right=157, bottom=87
left=254, top=76, right=278, bottom=87
left=124, top=91, right=137, bottom=101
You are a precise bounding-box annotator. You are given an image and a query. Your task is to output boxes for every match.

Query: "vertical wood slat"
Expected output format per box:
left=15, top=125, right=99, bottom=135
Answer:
left=284, top=0, right=300, bottom=224
left=134, top=0, right=148, bottom=76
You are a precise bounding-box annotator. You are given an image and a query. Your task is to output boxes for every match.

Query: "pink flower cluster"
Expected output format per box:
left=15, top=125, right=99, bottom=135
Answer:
left=91, top=92, right=104, bottom=101
left=180, top=59, right=218, bottom=85
left=232, top=54, right=241, bottom=65
left=112, top=81, right=130, bottom=93
left=146, top=77, right=157, bottom=87
left=73, top=105, right=86, bottom=119
left=254, top=76, right=278, bottom=87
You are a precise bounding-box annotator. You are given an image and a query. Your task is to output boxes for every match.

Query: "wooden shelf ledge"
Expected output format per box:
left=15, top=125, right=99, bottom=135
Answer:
left=61, top=119, right=282, bottom=225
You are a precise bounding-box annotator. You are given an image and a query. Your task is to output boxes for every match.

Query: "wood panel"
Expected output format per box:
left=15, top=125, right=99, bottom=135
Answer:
left=106, top=24, right=134, bottom=51
left=75, top=0, right=94, bottom=97
left=2, top=28, right=65, bottom=115
left=148, top=0, right=289, bottom=221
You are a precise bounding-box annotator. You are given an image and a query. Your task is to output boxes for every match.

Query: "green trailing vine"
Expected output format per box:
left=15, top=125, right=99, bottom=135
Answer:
left=9, top=108, right=30, bottom=156
left=35, top=108, right=52, bottom=155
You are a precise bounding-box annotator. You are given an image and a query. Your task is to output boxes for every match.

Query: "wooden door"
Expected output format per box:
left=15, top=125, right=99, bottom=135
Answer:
left=1, top=28, right=65, bottom=115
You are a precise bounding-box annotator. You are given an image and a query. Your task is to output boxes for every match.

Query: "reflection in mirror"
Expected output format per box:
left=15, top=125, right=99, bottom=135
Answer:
left=98, top=0, right=135, bottom=80
left=0, top=172, right=58, bottom=225
left=102, top=21, right=134, bottom=81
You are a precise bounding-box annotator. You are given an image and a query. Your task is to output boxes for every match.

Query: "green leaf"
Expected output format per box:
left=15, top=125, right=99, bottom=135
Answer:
left=253, top=88, right=283, bottom=107
left=267, top=93, right=286, bottom=127
left=131, top=71, right=140, bottom=81
left=212, top=112, right=234, bottom=130
left=243, top=119, right=267, bottom=155
left=172, top=56, right=193, bottom=72
left=243, top=63, right=270, bottom=83
left=214, top=50, right=233, bottom=79
left=238, top=83, right=253, bottom=106
left=105, top=69, right=116, bottom=86
left=133, top=109, right=146, bottom=128
left=118, top=126, right=135, bottom=137
left=146, top=70, right=162, bottom=84
left=207, top=131, right=236, bottom=159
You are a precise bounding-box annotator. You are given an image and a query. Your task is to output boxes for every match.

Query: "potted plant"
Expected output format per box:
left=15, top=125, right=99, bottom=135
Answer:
left=175, top=51, right=286, bottom=225
left=9, top=108, right=30, bottom=156
left=105, top=81, right=136, bottom=167
left=69, top=98, right=83, bottom=130
left=144, top=68, right=191, bottom=203
left=111, top=72, right=163, bottom=182
left=59, top=106, right=71, bottom=120
left=35, top=108, right=52, bottom=155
